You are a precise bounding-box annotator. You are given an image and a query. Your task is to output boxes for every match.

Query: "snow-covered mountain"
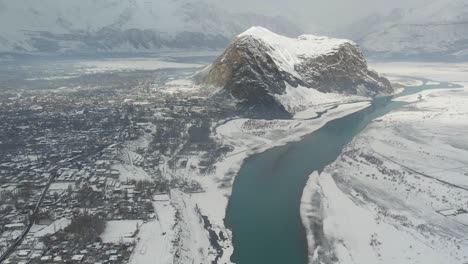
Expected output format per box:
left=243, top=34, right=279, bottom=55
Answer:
left=343, top=0, right=468, bottom=60
left=0, top=0, right=302, bottom=54
left=200, top=27, right=392, bottom=116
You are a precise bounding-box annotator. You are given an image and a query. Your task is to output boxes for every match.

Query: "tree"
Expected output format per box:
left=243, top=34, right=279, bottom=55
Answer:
left=53, top=191, right=59, bottom=202
left=67, top=184, right=73, bottom=195
left=65, top=215, right=105, bottom=245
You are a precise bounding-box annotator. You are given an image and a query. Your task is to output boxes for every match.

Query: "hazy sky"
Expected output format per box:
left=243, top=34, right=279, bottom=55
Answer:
left=206, top=0, right=434, bottom=30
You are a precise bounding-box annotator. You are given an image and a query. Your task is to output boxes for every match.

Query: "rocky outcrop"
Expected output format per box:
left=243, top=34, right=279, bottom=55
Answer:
left=201, top=27, right=392, bottom=116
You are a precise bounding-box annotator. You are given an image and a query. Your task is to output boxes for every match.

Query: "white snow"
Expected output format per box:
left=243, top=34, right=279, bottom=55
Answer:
left=216, top=101, right=370, bottom=154
left=382, top=76, right=425, bottom=87
left=370, top=62, right=468, bottom=84
left=273, top=84, right=368, bottom=118
left=302, top=172, right=462, bottom=264
left=301, top=63, right=468, bottom=264
left=129, top=200, right=176, bottom=264
left=49, top=182, right=73, bottom=191
left=170, top=190, right=214, bottom=264
left=101, top=220, right=142, bottom=244
left=238, top=27, right=353, bottom=79
left=240, top=27, right=352, bottom=60
left=112, top=163, right=151, bottom=182
left=31, top=218, right=71, bottom=238
left=161, top=79, right=199, bottom=95
left=76, top=58, right=202, bottom=74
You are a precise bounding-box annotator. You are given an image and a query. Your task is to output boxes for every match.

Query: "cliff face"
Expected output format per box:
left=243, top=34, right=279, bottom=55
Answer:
left=201, top=27, right=392, bottom=115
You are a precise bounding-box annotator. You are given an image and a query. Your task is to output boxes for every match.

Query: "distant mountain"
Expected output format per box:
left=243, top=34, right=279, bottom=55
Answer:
left=334, top=9, right=406, bottom=41
left=0, top=0, right=303, bottom=54
left=200, top=27, right=392, bottom=116
left=340, top=0, right=468, bottom=60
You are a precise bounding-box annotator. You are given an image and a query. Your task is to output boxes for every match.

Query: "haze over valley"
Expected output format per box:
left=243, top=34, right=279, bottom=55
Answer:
left=0, top=1, right=467, bottom=264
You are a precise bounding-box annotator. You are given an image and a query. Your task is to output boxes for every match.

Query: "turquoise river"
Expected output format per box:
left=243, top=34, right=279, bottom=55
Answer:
left=225, top=81, right=460, bottom=264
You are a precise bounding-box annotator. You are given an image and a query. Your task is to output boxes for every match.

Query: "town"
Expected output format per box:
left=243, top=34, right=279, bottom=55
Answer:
left=0, top=64, right=233, bottom=263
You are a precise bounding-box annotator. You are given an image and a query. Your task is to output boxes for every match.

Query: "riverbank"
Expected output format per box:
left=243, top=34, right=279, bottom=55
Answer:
left=189, top=101, right=371, bottom=263
left=301, top=64, right=468, bottom=263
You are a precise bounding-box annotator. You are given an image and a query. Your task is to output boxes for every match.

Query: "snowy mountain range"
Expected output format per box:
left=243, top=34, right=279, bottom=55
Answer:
left=0, top=0, right=302, bottom=54
left=339, top=0, right=468, bottom=60
left=200, top=27, right=392, bottom=116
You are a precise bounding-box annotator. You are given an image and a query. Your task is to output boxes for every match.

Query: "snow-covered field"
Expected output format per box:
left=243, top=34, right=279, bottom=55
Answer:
left=112, top=163, right=150, bottom=182
left=129, top=200, right=175, bottom=264
left=15, top=56, right=207, bottom=84
left=301, top=63, right=468, bottom=263
left=31, top=218, right=71, bottom=238
left=76, top=58, right=203, bottom=74
left=370, top=62, right=468, bottom=83
left=48, top=182, right=74, bottom=191
left=101, top=220, right=142, bottom=244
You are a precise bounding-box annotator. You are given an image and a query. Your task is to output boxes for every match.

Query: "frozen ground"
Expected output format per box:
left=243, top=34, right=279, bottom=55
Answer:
left=112, top=163, right=150, bottom=182
left=276, top=85, right=367, bottom=118
left=5, top=55, right=207, bottom=85
left=48, top=182, right=74, bottom=191
left=31, top=218, right=71, bottom=238
left=301, top=63, right=468, bottom=263
left=76, top=58, right=203, bottom=74
left=100, top=220, right=142, bottom=244
left=370, top=62, right=468, bottom=84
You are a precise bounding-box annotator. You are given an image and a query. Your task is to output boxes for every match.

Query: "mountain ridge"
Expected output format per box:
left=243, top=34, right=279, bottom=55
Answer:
left=0, top=0, right=302, bottom=54
left=339, top=0, right=468, bottom=60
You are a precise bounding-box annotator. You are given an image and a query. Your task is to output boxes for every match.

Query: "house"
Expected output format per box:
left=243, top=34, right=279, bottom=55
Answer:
left=40, top=256, right=52, bottom=262
left=5, top=223, right=25, bottom=230
left=71, top=254, right=85, bottom=262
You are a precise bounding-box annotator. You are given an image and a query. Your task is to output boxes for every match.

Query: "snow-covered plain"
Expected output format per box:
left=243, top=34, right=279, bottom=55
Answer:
left=31, top=218, right=71, bottom=238
left=36, top=58, right=203, bottom=79
left=101, top=220, right=142, bottom=244
left=129, top=200, right=176, bottom=264
left=301, top=63, right=468, bottom=263
left=370, top=61, right=468, bottom=83
left=76, top=58, right=203, bottom=74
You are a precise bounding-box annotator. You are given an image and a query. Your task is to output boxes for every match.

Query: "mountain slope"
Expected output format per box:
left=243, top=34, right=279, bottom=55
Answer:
left=201, top=27, right=392, bottom=116
left=0, top=0, right=302, bottom=54
left=348, top=0, right=468, bottom=59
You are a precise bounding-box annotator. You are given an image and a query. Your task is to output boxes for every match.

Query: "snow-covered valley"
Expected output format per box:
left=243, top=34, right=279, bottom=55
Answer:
left=2, top=40, right=468, bottom=264
left=2, top=0, right=468, bottom=262
left=82, top=59, right=468, bottom=264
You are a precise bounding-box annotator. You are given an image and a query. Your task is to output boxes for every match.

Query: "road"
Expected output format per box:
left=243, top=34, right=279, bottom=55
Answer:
left=0, top=145, right=107, bottom=263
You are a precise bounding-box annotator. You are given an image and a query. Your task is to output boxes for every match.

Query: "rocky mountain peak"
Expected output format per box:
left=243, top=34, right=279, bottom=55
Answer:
left=201, top=27, right=393, bottom=116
